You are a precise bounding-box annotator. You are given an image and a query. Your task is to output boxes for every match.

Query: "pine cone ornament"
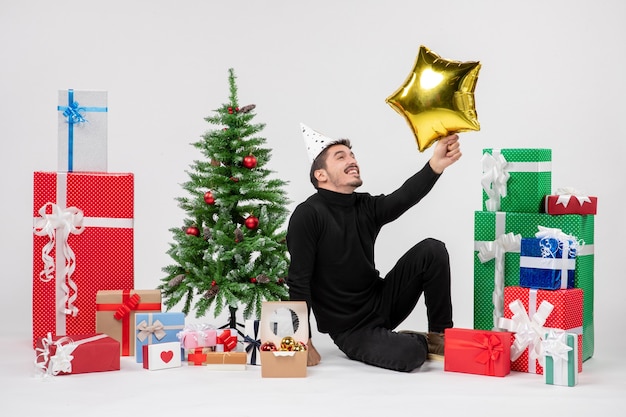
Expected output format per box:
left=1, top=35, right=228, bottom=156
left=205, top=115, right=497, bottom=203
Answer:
left=256, top=274, right=270, bottom=284
left=169, top=274, right=185, bottom=287
left=204, top=285, right=219, bottom=299
left=234, top=227, right=244, bottom=243
left=239, top=104, right=256, bottom=113
left=203, top=227, right=212, bottom=240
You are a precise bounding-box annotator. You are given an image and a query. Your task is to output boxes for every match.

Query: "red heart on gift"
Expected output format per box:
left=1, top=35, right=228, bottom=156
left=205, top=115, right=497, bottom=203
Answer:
left=160, top=350, right=174, bottom=363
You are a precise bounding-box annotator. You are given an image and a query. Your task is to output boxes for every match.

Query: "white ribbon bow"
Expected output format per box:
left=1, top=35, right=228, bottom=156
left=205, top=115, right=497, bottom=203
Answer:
left=555, top=187, right=592, bottom=208
left=136, top=320, right=167, bottom=342
left=535, top=226, right=584, bottom=260
left=481, top=151, right=510, bottom=212
left=477, top=232, right=521, bottom=329
left=177, top=323, right=217, bottom=347
left=33, top=203, right=85, bottom=316
left=542, top=329, right=573, bottom=362
left=35, top=333, right=77, bottom=376
left=498, top=299, right=554, bottom=369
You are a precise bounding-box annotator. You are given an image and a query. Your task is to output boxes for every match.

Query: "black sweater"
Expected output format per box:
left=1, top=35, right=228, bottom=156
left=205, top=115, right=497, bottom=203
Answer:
left=286, top=162, right=441, bottom=335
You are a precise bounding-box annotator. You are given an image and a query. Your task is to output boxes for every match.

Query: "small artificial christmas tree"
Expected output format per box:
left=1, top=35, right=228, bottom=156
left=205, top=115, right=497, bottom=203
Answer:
left=159, top=68, right=290, bottom=325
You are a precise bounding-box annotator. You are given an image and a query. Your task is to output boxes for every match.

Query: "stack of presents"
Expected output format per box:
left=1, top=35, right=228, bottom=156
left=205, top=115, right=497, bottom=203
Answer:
left=444, top=148, right=597, bottom=387
left=32, top=90, right=307, bottom=378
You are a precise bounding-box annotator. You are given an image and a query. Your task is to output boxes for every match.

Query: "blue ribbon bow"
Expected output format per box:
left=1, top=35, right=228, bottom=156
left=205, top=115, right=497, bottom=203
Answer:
left=243, top=320, right=261, bottom=365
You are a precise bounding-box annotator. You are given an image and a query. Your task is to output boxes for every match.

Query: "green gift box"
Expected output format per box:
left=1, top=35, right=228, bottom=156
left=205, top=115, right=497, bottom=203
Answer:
left=473, top=210, right=594, bottom=360
left=544, top=331, right=579, bottom=387
left=482, top=148, right=552, bottom=213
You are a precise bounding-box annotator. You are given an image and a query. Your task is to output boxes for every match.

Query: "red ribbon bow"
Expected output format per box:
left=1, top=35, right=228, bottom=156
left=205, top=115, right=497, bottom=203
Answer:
left=472, top=333, right=504, bottom=376
left=113, top=293, right=141, bottom=320
left=188, top=347, right=208, bottom=366
left=217, top=330, right=238, bottom=352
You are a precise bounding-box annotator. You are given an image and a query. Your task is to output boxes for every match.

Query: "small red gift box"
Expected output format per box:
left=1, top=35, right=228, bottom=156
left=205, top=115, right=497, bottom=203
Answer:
left=444, top=328, right=513, bottom=377
left=35, top=333, right=120, bottom=376
left=543, top=192, right=597, bottom=215
left=32, top=172, right=134, bottom=348
left=500, top=286, right=583, bottom=374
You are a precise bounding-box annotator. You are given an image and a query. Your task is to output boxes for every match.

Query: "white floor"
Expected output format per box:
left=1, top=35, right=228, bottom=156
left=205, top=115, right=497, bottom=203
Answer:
left=3, top=328, right=624, bottom=416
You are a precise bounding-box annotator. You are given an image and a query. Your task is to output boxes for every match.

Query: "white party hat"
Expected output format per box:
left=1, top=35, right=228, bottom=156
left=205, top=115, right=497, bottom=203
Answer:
left=300, top=123, right=335, bottom=163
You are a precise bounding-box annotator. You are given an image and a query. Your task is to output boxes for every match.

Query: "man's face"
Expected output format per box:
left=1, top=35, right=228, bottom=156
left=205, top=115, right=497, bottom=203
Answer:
left=316, top=144, right=362, bottom=193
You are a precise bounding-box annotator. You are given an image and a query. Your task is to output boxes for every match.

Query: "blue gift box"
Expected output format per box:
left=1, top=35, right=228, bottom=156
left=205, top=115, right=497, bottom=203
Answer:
left=135, top=312, right=185, bottom=363
left=519, top=237, right=576, bottom=290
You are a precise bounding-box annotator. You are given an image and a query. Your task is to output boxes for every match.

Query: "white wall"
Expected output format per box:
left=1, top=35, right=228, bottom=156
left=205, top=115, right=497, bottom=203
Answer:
left=2, top=0, right=624, bottom=355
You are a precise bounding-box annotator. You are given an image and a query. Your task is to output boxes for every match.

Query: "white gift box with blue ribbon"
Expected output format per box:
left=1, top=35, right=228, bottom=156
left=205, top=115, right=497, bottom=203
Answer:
left=57, top=89, right=108, bottom=172
left=244, top=319, right=262, bottom=365
left=519, top=227, right=579, bottom=290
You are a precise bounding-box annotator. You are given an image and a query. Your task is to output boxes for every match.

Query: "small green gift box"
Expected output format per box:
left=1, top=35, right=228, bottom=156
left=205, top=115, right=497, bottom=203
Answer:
left=473, top=210, right=594, bottom=361
left=482, top=148, right=552, bottom=213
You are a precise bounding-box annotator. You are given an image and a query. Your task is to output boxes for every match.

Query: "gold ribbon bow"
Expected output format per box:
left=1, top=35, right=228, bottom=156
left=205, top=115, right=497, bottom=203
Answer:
left=136, top=319, right=166, bottom=342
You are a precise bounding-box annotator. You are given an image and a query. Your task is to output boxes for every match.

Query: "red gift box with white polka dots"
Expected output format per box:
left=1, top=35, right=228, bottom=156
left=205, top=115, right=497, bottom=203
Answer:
left=503, top=286, right=583, bottom=375
left=32, top=171, right=134, bottom=348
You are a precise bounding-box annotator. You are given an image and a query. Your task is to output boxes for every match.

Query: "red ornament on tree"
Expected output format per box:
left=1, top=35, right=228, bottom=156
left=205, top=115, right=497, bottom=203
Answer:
left=244, top=215, right=259, bottom=229
left=186, top=226, right=200, bottom=236
left=243, top=154, right=257, bottom=169
left=204, top=191, right=215, bottom=205
left=250, top=277, right=257, bottom=284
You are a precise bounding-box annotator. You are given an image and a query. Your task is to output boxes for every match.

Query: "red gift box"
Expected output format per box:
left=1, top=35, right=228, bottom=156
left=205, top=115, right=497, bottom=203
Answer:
left=501, top=286, right=583, bottom=374
left=444, top=328, right=513, bottom=377
left=32, top=172, right=134, bottom=348
left=35, top=333, right=120, bottom=375
left=544, top=193, right=597, bottom=215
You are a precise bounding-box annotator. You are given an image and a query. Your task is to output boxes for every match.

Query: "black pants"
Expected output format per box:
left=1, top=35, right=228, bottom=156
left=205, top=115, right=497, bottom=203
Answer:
left=329, top=238, right=453, bottom=372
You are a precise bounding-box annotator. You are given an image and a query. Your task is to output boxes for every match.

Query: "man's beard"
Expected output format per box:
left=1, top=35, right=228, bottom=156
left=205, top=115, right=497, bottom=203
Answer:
left=348, top=178, right=363, bottom=188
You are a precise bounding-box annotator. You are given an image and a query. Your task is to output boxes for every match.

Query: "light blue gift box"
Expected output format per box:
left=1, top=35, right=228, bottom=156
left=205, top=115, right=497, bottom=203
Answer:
left=135, top=312, right=185, bottom=363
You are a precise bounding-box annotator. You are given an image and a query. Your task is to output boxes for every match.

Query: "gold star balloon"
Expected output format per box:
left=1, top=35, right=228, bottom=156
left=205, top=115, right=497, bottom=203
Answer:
left=386, top=45, right=481, bottom=152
